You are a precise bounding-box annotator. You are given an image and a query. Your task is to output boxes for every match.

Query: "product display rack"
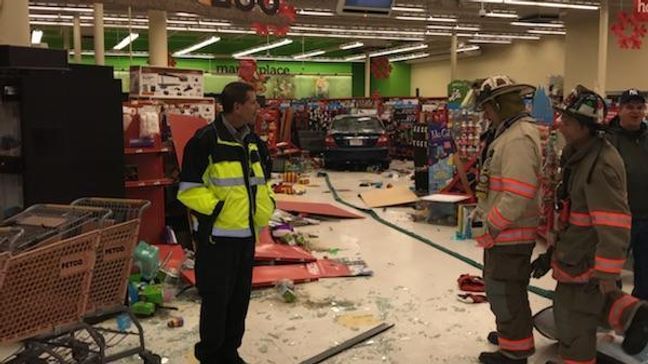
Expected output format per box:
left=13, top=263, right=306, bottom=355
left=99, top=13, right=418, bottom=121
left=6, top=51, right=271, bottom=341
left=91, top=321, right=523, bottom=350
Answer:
left=123, top=66, right=213, bottom=243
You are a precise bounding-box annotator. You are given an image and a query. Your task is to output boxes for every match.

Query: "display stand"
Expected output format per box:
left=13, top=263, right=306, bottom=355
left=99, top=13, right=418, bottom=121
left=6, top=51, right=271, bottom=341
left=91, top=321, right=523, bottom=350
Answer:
left=124, top=66, right=214, bottom=243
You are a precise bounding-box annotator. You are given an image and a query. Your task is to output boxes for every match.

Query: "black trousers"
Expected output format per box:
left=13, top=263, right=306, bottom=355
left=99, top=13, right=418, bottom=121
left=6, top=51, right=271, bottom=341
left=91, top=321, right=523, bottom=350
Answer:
left=194, top=235, right=255, bottom=364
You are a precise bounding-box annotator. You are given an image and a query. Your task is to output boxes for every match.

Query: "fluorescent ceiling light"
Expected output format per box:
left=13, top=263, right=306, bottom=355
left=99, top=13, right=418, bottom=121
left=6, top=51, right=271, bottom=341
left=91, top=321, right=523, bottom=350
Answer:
left=471, top=0, right=598, bottom=10
left=340, top=41, right=364, bottom=50
left=30, top=20, right=75, bottom=26
left=396, top=15, right=457, bottom=22
left=512, top=21, right=564, bottom=28
left=392, top=6, right=426, bottom=12
left=199, top=20, right=231, bottom=27
left=113, top=33, right=139, bottom=50
left=485, top=11, right=518, bottom=18
left=176, top=12, right=198, bottom=17
left=29, top=5, right=93, bottom=13
left=396, top=15, right=427, bottom=21
left=298, top=9, right=335, bottom=16
left=233, top=38, right=293, bottom=58
left=29, top=14, right=73, bottom=19
left=103, top=16, right=148, bottom=23
left=506, top=0, right=598, bottom=9
left=31, top=30, right=43, bottom=44
left=345, top=54, right=367, bottom=61
left=457, top=45, right=481, bottom=53
left=291, top=26, right=424, bottom=36
left=173, top=36, right=220, bottom=56
left=528, top=29, right=567, bottom=34
left=455, top=25, right=480, bottom=31
left=469, top=38, right=512, bottom=44
left=427, top=25, right=454, bottom=30
left=287, top=32, right=423, bottom=41
left=429, top=17, right=458, bottom=22
left=458, top=32, right=540, bottom=40
left=73, top=50, right=216, bottom=59
left=217, top=28, right=256, bottom=34
left=428, top=24, right=479, bottom=31
left=370, top=43, right=428, bottom=57
left=389, top=52, right=429, bottom=62
left=293, top=50, right=326, bottom=59
left=426, top=31, right=452, bottom=36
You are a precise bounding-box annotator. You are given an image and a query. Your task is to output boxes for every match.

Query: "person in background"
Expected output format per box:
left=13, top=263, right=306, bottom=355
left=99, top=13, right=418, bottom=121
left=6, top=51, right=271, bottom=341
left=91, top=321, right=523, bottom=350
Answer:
left=473, top=75, right=542, bottom=364
left=607, top=89, right=648, bottom=300
left=532, top=85, right=648, bottom=363
left=248, top=95, right=273, bottom=178
left=177, top=82, right=275, bottom=364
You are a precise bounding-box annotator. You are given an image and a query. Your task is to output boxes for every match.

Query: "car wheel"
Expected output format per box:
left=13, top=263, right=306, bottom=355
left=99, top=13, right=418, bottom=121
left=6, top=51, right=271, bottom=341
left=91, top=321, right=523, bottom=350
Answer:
left=380, top=161, right=391, bottom=170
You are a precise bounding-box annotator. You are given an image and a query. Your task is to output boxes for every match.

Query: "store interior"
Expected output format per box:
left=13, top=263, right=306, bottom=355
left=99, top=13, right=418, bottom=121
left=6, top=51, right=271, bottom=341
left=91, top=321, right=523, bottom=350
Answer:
left=1, top=0, right=647, bottom=363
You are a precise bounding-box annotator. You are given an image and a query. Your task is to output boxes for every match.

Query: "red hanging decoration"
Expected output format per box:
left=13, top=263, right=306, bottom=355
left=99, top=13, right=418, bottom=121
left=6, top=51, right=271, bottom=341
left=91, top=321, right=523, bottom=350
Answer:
left=252, top=22, right=270, bottom=36
left=371, top=57, right=392, bottom=80
left=250, top=0, right=295, bottom=37
left=238, top=59, right=267, bottom=93
left=611, top=11, right=647, bottom=49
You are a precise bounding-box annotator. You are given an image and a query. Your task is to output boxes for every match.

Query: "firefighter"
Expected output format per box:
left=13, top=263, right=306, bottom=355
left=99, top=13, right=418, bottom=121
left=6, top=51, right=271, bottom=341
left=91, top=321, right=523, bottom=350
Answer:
left=532, top=85, right=648, bottom=363
left=473, top=75, right=543, bottom=364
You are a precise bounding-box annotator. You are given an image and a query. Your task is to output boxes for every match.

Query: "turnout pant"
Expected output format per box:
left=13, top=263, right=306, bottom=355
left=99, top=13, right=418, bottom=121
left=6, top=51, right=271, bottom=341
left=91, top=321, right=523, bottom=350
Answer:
left=194, top=235, right=255, bottom=364
left=631, top=218, right=648, bottom=300
left=554, top=282, right=642, bottom=363
left=483, top=244, right=535, bottom=359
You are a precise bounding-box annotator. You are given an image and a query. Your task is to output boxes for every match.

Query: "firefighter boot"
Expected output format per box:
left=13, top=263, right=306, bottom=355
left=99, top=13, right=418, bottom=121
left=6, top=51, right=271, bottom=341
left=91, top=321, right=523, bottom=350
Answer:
left=479, top=351, right=527, bottom=364
left=487, top=331, right=499, bottom=345
left=622, top=304, right=648, bottom=355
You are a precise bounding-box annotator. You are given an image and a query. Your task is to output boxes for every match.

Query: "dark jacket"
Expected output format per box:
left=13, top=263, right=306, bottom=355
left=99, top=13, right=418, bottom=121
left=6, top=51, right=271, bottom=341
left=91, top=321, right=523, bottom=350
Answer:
left=607, top=117, right=648, bottom=219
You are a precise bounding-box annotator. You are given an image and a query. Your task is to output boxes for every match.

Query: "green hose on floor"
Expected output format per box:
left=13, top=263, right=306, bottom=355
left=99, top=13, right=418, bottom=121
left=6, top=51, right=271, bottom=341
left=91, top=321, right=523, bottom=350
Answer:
left=323, top=173, right=554, bottom=300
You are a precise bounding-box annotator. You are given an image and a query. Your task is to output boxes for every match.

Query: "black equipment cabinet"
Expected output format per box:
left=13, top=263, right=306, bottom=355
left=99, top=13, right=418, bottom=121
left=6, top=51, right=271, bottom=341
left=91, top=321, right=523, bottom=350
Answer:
left=0, top=46, right=124, bottom=215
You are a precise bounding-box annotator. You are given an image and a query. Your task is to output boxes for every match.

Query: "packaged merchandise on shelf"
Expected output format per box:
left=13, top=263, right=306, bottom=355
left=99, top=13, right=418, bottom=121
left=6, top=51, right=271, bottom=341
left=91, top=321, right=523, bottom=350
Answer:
left=130, top=66, right=204, bottom=99
left=383, top=98, right=419, bottom=160
left=449, top=109, right=484, bottom=161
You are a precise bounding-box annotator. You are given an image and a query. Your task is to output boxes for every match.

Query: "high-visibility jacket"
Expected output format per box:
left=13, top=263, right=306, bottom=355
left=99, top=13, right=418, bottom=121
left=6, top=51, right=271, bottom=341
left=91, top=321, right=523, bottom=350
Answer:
left=552, top=137, right=631, bottom=282
left=177, top=115, right=275, bottom=239
left=475, top=114, right=543, bottom=248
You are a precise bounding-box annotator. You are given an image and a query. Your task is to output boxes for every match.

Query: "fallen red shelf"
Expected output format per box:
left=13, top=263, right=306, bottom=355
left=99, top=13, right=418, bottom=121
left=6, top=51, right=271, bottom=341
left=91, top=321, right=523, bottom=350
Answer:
left=276, top=201, right=364, bottom=219
left=252, top=263, right=321, bottom=288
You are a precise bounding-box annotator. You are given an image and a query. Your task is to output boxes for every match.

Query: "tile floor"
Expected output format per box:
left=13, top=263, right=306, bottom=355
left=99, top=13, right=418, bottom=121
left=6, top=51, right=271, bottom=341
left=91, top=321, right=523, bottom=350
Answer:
left=0, top=162, right=642, bottom=363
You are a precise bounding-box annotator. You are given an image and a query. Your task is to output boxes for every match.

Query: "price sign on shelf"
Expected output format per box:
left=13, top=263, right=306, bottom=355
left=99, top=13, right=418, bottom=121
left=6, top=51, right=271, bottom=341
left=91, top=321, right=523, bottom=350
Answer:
left=635, top=0, right=648, bottom=21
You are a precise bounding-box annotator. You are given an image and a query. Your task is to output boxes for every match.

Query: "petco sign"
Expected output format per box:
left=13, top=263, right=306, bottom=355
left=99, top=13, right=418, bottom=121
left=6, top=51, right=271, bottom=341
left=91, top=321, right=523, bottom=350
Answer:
left=635, top=0, right=648, bottom=21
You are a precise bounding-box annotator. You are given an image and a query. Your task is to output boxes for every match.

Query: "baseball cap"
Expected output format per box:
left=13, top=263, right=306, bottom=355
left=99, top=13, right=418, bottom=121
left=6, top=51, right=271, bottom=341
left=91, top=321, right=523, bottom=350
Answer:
left=620, top=89, right=646, bottom=105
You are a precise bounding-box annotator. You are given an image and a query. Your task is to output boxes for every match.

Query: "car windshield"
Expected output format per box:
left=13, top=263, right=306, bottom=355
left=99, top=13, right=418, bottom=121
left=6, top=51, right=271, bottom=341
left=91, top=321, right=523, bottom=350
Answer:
left=331, top=117, right=383, bottom=133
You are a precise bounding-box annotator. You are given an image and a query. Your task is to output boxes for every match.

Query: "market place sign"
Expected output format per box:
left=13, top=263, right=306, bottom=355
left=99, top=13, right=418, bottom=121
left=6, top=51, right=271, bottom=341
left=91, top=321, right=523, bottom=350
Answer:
left=197, top=0, right=281, bottom=15
left=215, top=64, right=290, bottom=75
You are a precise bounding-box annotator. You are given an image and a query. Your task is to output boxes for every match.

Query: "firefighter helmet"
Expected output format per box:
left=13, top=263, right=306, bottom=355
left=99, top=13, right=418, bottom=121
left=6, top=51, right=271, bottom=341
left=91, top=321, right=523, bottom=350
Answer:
left=475, top=75, right=536, bottom=111
left=555, top=85, right=607, bottom=126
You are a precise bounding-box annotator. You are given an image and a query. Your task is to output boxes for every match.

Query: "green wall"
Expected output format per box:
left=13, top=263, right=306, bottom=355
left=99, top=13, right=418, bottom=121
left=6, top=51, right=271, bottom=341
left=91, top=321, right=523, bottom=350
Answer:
left=371, top=62, right=411, bottom=97
left=78, top=56, right=411, bottom=98
left=352, top=63, right=365, bottom=97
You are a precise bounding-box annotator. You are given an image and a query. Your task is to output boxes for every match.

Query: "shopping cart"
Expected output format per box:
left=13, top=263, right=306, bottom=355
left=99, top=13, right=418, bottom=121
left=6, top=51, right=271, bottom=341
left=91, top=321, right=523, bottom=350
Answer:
left=1, top=204, right=112, bottom=253
left=1, top=198, right=161, bottom=364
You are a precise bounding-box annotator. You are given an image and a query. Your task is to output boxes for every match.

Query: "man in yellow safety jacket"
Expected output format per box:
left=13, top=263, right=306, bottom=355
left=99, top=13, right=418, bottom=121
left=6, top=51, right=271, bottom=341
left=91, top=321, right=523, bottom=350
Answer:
left=533, top=85, right=648, bottom=363
left=473, top=75, right=543, bottom=364
left=177, top=82, right=275, bottom=364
